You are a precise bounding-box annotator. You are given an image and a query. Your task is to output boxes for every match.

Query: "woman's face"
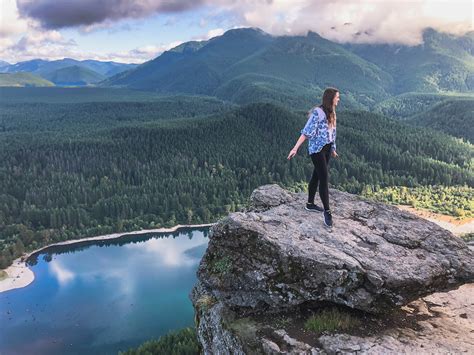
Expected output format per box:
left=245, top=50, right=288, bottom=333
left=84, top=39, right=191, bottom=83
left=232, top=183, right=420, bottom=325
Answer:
left=333, top=92, right=340, bottom=107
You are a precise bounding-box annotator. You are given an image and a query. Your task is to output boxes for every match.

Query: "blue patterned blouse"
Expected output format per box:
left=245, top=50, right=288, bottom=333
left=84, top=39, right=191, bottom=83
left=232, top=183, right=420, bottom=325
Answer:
left=301, top=107, right=337, bottom=155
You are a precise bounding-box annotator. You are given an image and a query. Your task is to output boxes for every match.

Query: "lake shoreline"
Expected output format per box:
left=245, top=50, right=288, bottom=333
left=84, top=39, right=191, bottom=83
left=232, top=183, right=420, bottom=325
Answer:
left=0, top=223, right=215, bottom=294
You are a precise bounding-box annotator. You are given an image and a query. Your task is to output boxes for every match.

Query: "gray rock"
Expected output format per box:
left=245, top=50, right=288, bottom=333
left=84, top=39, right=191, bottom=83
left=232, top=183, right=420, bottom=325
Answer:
left=317, top=283, right=474, bottom=353
left=196, top=184, right=474, bottom=314
left=192, top=281, right=474, bottom=354
left=191, top=282, right=247, bottom=354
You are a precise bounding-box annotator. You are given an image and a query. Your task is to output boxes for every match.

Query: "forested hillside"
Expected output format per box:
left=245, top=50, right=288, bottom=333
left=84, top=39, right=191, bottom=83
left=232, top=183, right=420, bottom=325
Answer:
left=344, top=28, right=474, bottom=93
left=0, top=96, right=233, bottom=134
left=0, top=101, right=472, bottom=268
left=406, top=98, right=474, bottom=143
left=42, top=65, right=106, bottom=86
left=374, top=92, right=474, bottom=119
left=0, top=87, right=184, bottom=103
left=0, top=73, right=54, bottom=87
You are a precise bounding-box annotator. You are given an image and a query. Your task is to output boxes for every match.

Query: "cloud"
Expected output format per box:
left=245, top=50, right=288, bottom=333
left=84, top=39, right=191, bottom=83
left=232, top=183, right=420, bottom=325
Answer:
left=16, top=0, right=206, bottom=29
left=15, top=0, right=473, bottom=46
left=4, top=0, right=473, bottom=64
left=191, top=27, right=226, bottom=41
left=125, top=232, right=208, bottom=267
left=217, top=0, right=473, bottom=45
left=49, top=260, right=75, bottom=285
left=0, top=36, right=182, bottom=63
left=0, top=0, right=28, bottom=37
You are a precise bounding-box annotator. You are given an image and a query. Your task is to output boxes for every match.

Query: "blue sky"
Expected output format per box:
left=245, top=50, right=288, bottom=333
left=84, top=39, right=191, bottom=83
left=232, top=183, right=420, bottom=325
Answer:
left=1, top=0, right=472, bottom=64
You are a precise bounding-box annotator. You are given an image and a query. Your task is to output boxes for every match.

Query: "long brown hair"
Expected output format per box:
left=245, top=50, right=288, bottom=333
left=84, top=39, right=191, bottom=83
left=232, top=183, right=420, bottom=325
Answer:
left=308, top=87, right=338, bottom=128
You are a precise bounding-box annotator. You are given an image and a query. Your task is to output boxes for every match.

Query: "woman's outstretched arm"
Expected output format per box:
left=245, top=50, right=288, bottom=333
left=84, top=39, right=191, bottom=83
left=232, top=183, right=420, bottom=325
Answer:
left=287, top=134, right=307, bottom=160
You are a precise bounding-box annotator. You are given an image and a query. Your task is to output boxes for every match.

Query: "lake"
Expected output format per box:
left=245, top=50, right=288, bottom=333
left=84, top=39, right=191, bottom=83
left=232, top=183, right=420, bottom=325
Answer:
left=0, top=227, right=210, bottom=355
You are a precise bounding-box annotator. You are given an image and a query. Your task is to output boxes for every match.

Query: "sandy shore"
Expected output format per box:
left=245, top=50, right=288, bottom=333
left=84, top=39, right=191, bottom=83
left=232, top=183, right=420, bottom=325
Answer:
left=0, top=223, right=214, bottom=294
left=395, top=205, right=474, bottom=236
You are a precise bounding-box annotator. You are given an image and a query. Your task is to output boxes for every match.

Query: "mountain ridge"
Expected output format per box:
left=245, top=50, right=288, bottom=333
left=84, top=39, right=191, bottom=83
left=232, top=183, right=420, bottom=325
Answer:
left=102, top=27, right=473, bottom=109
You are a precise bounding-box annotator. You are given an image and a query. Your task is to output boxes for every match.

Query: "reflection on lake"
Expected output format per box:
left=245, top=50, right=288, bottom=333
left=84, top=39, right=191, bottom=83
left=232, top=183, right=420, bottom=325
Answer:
left=0, top=227, right=209, bottom=355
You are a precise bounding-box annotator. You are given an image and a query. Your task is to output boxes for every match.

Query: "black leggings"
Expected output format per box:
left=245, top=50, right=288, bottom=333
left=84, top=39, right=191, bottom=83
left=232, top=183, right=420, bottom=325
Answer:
left=308, top=143, right=332, bottom=210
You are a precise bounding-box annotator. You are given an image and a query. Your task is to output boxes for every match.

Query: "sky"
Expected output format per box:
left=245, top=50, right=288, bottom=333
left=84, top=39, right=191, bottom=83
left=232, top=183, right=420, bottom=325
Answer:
left=1, top=0, right=472, bottom=64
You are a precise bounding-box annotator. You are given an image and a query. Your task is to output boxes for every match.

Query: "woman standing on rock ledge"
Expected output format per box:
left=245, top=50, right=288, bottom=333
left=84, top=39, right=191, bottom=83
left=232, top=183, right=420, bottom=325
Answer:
left=287, top=87, right=339, bottom=227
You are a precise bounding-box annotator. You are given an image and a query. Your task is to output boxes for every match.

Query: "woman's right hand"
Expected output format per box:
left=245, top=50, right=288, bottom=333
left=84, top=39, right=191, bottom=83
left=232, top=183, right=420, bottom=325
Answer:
left=287, top=148, right=298, bottom=160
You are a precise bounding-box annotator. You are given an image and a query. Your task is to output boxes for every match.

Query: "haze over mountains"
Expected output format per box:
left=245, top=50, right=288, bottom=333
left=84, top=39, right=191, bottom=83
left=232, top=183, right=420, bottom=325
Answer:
left=0, top=58, right=137, bottom=87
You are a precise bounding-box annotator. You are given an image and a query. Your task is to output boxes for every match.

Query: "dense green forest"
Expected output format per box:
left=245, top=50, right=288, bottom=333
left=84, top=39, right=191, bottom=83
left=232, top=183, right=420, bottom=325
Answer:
left=361, top=185, right=473, bottom=217
left=119, top=327, right=199, bottom=355
left=0, top=98, right=472, bottom=268
left=374, top=92, right=474, bottom=119
left=0, top=87, right=198, bottom=103
left=0, top=97, right=233, bottom=134
left=406, top=98, right=474, bottom=143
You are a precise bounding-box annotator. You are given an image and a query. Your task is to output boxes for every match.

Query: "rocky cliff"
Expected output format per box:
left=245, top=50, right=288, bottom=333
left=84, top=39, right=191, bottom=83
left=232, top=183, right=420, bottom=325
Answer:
left=191, top=185, right=474, bottom=353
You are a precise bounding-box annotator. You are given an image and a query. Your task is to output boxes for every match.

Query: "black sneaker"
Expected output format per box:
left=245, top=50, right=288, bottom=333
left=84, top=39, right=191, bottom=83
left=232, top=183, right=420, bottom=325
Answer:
left=323, top=209, right=333, bottom=227
left=305, top=202, right=324, bottom=212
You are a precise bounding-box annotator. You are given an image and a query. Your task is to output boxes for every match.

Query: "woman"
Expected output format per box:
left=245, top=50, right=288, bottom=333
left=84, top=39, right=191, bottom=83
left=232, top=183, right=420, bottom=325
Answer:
left=287, top=87, right=339, bottom=227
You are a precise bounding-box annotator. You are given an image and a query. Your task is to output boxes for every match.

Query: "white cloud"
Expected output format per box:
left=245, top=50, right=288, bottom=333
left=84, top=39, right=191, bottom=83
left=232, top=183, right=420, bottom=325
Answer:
left=49, top=260, right=76, bottom=285
left=214, top=0, right=473, bottom=45
left=206, top=28, right=226, bottom=39
left=0, top=0, right=28, bottom=37
left=125, top=232, right=208, bottom=267
left=1, top=30, right=183, bottom=63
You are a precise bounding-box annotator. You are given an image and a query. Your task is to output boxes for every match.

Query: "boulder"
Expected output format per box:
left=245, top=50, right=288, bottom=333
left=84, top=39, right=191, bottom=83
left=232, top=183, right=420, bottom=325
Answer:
left=195, top=184, right=474, bottom=314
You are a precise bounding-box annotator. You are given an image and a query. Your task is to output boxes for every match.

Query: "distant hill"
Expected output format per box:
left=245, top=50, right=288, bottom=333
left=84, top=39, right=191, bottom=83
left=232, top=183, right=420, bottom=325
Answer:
left=0, top=72, right=54, bottom=87
left=0, top=60, right=10, bottom=70
left=406, top=98, right=474, bottom=143
left=42, top=65, right=106, bottom=86
left=374, top=92, right=474, bottom=119
left=77, top=60, right=138, bottom=77
left=344, top=28, right=474, bottom=93
left=2, top=58, right=137, bottom=86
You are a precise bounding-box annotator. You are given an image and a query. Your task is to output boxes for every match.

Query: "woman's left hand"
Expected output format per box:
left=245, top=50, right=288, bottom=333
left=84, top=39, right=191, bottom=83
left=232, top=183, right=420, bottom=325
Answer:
left=331, top=151, right=339, bottom=159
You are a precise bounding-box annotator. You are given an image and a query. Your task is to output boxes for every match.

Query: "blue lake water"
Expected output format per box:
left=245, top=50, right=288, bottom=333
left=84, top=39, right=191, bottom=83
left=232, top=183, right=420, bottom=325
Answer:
left=0, top=227, right=210, bottom=355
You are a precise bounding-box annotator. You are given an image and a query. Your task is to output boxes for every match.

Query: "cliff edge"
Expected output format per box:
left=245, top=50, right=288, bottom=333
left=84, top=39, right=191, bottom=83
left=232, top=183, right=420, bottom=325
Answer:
left=191, top=184, right=474, bottom=353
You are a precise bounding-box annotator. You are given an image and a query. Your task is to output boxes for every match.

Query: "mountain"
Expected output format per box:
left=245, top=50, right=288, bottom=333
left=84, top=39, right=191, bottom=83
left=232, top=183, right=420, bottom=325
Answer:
left=103, top=28, right=394, bottom=109
left=0, top=60, right=10, bottom=70
left=42, top=65, right=106, bottom=86
left=343, top=28, right=474, bottom=93
left=0, top=72, right=54, bottom=87
left=2, top=58, right=137, bottom=86
left=78, top=60, right=138, bottom=76
left=102, top=28, right=273, bottom=91
left=103, top=27, right=473, bottom=109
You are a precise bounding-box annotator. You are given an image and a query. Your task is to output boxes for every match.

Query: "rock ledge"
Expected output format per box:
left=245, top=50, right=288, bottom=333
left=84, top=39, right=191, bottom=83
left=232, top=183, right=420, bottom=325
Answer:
left=191, top=184, right=474, bottom=353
